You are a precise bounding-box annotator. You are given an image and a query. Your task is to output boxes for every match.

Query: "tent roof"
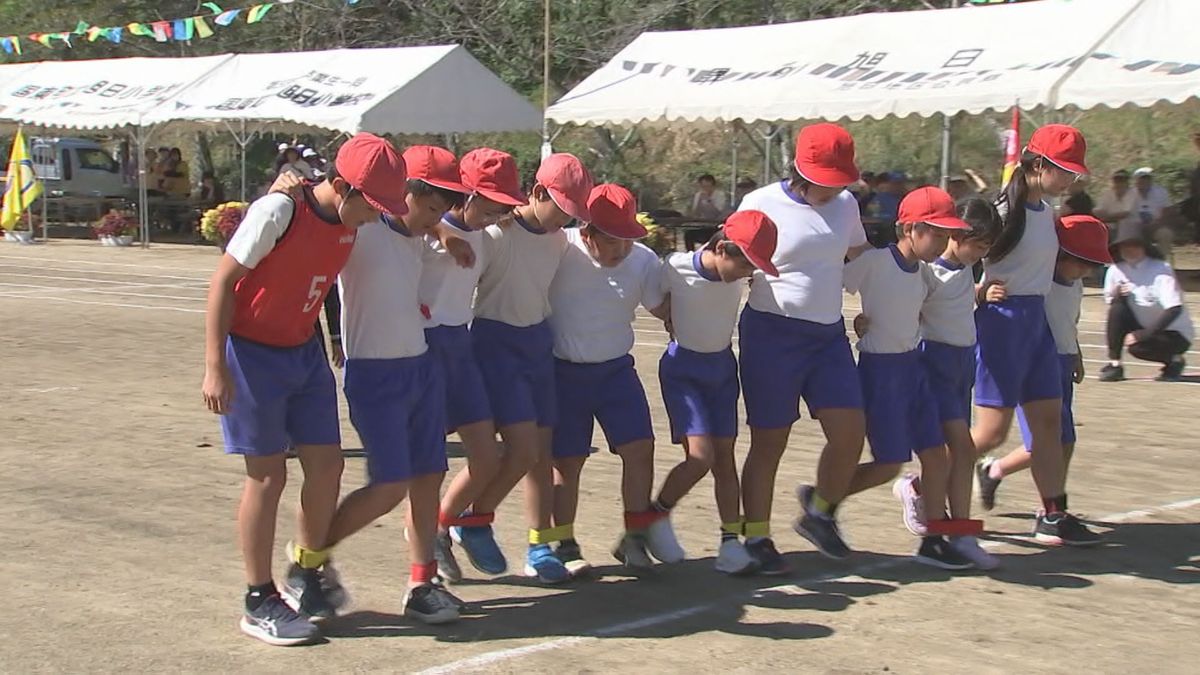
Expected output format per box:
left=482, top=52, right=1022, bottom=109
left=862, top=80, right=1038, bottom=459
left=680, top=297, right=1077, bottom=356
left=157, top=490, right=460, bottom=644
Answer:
left=0, top=55, right=233, bottom=130
left=546, top=0, right=1197, bottom=125
left=143, top=45, right=542, bottom=134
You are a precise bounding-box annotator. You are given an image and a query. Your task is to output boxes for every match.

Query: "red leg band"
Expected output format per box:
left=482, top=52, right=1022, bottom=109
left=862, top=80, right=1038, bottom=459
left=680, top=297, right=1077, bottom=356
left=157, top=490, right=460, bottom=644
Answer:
left=624, top=510, right=664, bottom=531
left=411, top=561, right=438, bottom=585
left=440, top=511, right=495, bottom=528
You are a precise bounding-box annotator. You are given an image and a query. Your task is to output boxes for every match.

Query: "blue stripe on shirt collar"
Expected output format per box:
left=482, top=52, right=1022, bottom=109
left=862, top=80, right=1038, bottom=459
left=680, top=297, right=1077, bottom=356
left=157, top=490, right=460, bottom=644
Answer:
left=692, top=250, right=722, bottom=282
left=780, top=179, right=811, bottom=206
left=443, top=212, right=471, bottom=232
left=934, top=256, right=964, bottom=271
left=383, top=214, right=413, bottom=237
left=514, top=213, right=547, bottom=234
left=888, top=243, right=919, bottom=273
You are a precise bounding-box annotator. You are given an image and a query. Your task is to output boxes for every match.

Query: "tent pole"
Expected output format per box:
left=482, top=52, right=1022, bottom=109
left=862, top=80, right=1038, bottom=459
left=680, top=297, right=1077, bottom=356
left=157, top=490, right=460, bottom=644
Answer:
left=40, top=125, right=48, bottom=242
left=134, top=126, right=149, bottom=250
left=541, top=0, right=553, bottom=159
left=240, top=119, right=247, bottom=202
left=730, top=122, right=739, bottom=203
left=939, top=114, right=952, bottom=190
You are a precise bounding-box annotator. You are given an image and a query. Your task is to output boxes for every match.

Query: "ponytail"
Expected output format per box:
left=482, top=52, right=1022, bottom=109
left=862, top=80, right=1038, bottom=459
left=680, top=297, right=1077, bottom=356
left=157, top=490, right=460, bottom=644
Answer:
left=988, top=150, right=1037, bottom=263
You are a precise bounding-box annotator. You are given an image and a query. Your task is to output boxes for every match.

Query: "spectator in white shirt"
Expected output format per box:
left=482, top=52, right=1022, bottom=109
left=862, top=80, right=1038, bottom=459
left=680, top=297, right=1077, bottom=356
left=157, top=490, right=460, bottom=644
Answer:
left=1094, top=169, right=1135, bottom=239
left=1131, top=167, right=1173, bottom=257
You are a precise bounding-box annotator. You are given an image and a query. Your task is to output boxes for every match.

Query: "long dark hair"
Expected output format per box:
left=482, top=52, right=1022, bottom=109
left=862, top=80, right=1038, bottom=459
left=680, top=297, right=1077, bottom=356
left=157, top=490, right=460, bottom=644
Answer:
left=957, top=197, right=1002, bottom=244
left=989, top=150, right=1039, bottom=263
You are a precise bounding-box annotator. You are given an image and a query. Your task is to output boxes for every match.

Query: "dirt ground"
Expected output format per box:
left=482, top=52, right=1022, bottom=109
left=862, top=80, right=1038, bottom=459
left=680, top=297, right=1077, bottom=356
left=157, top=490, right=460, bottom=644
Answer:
left=1, top=241, right=1197, bottom=674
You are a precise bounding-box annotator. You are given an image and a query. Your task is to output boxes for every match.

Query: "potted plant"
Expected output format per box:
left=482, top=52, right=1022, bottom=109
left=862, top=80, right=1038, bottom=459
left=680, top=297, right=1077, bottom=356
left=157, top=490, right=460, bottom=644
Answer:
left=93, top=209, right=138, bottom=246
left=199, top=201, right=249, bottom=251
left=637, top=212, right=673, bottom=257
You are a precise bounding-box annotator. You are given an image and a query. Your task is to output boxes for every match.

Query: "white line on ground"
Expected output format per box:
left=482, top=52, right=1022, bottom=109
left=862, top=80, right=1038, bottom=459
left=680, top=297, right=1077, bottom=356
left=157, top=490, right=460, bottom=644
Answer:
left=415, top=496, right=1200, bottom=675
left=0, top=264, right=209, bottom=283
left=0, top=294, right=205, bottom=313
left=0, top=253, right=214, bottom=274
left=0, top=282, right=206, bottom=302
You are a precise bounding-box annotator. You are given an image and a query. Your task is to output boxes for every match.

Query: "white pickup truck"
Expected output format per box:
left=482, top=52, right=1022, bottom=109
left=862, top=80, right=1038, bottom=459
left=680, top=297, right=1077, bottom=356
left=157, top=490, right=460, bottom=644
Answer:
left=2, top=136, right=135, bottom=222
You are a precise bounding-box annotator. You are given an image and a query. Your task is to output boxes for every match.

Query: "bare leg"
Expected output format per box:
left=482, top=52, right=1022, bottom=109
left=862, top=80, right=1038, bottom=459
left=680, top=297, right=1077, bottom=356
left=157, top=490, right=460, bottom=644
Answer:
left=741, top=426, right=789, bottom=524
left=915, top=446, right=950, bottom=524
left=439, top=420, right=503, bottom=524
left=845, top=462, right=903, bottom=497
left=294, top=444, right=343, bottom=552
left=405, top=472, right=446, bottom=588
left=240, top=453, right=288, bottom=585
left=657, top=436, right=718, bottom=508
left=471, top=421, right=540, bottom=514
left=944, top=420, right=976, bottom=520
left=614, top=438, right=655, bottom=514
left=325, top=481, right=408, bottom=547
left=814, top=407, right=867, bottom=504
left=551, top=455, right=587, bottom=527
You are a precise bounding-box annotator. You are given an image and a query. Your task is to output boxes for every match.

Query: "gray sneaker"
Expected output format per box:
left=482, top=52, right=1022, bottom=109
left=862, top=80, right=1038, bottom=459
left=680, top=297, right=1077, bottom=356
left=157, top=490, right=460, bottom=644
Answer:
left=282, top=564, right=337, bottom=622
left=240, top=594, right=321, bottom=646
left=792, top=485, right=851, bottom=560
left=434, top=531, right=463, bottom=583
left=403, top=584, right=461, bottom=625
left=612, top=532, right=655, bottom=572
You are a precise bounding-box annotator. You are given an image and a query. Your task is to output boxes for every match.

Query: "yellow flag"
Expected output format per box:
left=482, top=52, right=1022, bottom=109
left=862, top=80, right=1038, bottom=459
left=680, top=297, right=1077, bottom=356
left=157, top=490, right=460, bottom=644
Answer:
left=2, top=129, right=44, bottom=230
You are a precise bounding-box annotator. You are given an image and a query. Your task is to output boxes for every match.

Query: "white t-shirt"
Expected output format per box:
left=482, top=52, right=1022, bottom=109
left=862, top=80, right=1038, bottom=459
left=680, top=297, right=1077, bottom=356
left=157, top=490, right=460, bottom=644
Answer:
left=920, top=257, right=977, bottom=348
left=981, top=200, right=1057, bottom=297
left=419, top=216, right=486, bottom=328
left=1095, top=187, right=1136, bottom=230
left=337, top=218, right=428, bottom=360
left=662, top=251, right=745, bottom=353
left=1045, top=278, right=1083, bottom=355
left=474, top=216, right=569, bottom=327
left=843, top=245, right=931, bottom=354
left=280, top=160, right=317, bottom=181
left=739, top=181, right=868, bottom=324
left=690, top=189, right=728, bottom=219
left=1122, top=184, right=1172, bottom=242
left=225, top=193, right=295, bottom=269
left=1104, top=258, right=1195, bottom=342
left=549, top=228, right=665, bottom=363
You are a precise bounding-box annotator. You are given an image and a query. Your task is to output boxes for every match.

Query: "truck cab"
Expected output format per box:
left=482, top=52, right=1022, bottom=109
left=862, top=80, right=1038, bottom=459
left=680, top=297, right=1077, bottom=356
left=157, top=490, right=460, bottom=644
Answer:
left=26, top=137, right=134, bottom=201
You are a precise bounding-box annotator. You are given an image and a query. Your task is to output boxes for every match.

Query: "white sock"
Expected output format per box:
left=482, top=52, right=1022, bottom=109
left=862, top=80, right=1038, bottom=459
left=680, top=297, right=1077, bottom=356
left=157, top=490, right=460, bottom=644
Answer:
left=1110, top=360, right=1122, bottom=367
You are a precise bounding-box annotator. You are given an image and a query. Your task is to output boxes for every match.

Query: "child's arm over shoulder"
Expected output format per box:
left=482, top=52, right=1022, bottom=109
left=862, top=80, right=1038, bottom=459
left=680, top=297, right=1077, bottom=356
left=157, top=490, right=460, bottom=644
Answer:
left=842, top=247, right=873, bottom=295
left=224, top=193, right=295, bottom=270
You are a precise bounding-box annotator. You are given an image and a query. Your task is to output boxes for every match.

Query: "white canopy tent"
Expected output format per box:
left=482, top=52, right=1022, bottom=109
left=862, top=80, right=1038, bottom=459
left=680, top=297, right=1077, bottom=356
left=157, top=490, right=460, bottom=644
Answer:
left=0, top=46, right=541, bottom=245
left=546, top=0, right=1200, bottom=187
left=547, top=0, right=1200, bottom=125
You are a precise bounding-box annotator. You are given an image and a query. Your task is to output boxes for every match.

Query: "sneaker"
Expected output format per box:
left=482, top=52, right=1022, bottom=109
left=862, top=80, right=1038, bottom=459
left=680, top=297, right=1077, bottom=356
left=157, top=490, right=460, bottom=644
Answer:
left=1034, top=512, right=1103, bottom=547
left=646, top=515, right=686, bottom=563
left=1098, top=364, right=1125, bottom=382
left=976, top=458, right=1002, bottom=512
left=451, top=525, right=508, bottom=576
left=949, top=535, right=1000, bottom=570
left=523, top=544, right=571, bottom=584
left=914, top=536, right=974, bottom=570
left=612, top=533, right=655, bottom=572
left=402, top=584, right=461, bottom=625
left=793, top=485, right=851, bottom=560
left=744, top=537, right=790, bottom=576
left=240, top=593, right=321, bottom=646
left=430, top=575, right=468, bottom=611
left=434, top=531, right=463, bottom=583
left=892, top=473, right=927, bottom=536
left=714, top=539, right=759, bottom=575
left=1157, top=359, right=1186, bottom=382
left=554, top=541, right=593, bottom=578
left=284, top=541, right=349, bottom=611
left=282, top=564, right=337, bottom=623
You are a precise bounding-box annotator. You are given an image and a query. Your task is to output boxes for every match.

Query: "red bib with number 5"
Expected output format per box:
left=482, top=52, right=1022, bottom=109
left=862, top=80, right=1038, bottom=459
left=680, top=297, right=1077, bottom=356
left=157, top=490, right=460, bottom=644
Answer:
left=230, top=195, right=356, bottom=348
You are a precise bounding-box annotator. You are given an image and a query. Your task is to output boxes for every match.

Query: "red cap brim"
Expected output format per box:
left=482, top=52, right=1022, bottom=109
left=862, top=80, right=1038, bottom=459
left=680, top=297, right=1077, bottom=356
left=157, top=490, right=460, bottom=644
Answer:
left=926, top=215, right=971, bottom=230
left=1046, top=156, right=1089, bottom=176
left=421, top=177, right=470, bottom=194
left=549, top=187, right=590, bottom=221
left=362, top=191, right=409, bottom=217
left=744, top=248, right=778, bottom=276
left=593, top=220, right=647, bottom=240
left=476, top=186, right=526, bottom=207
left=1064, top=244, right=1113, bottom=266
left=795, top=163, right=859, bottom=188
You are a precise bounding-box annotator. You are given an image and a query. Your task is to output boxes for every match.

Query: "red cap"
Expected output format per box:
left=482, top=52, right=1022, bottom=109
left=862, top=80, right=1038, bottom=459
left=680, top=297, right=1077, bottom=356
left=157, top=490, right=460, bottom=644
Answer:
left=794, top=123, right=860, bottom=187
left=898, top=186, right=970, bottom=230
left=335, top=133, right=409, bottom=216
left=536, top=153, right=593, bottom=221
left=402, top=146, right=467, bottom=193
left=723, top=210, right=779, bottom=276
left=1057, top=214, right=1113, bottom=265
left=587, top=184, right=645, bottom=239
left=460, top=148, right=525, bottom=206
left=1027, top=124, right=1088, bottom=175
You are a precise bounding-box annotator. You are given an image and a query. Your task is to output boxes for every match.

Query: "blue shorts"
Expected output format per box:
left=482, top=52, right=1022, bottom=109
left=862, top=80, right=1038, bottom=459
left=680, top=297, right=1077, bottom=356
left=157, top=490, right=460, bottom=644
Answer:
left=919, top=340, right=976, bottom=425
left=426, top=324, right=493, bottom=432
left=738, top=306, right=863, bottom=428
left=859, top=351, right=945, bottom=464
left=659, top=342, right=739, bottom=444
left=552, top=355, right=654, bottom=458
left=471, top=318, right=556, bottom=428
left=220, top=334, right=340, bottom=456
left=1018, top=353, right=1076, bottom=448
left=975, top=296, right=1063, bottom=408
left=344, top=354, right=447, bottom=484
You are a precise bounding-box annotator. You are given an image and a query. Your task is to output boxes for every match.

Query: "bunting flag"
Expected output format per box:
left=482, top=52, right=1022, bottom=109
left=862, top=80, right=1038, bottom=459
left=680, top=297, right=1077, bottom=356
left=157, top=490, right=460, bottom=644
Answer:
left=3, top=2, right=298, bottom=56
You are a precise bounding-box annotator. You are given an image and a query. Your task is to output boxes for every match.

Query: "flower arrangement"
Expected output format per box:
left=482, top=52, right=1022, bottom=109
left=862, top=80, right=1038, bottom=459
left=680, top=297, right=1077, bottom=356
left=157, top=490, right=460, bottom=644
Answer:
left=200, top=201, right=249, bottom=248
left=637, top=212, right=672, bottom=257
left=93, top=209, right=138, bottom=238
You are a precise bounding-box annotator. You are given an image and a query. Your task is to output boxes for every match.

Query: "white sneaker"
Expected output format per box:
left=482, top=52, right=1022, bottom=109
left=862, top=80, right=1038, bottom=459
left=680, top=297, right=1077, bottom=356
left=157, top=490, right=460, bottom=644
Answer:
left=612, top=533, right=655, bottom=571
left=949, top=535, right=999, bottom=570
left=646, top=516, right=686, bottom=563
left=892, top=473, right=927, bottom=536
left=714, top=539, right=758, bottom=575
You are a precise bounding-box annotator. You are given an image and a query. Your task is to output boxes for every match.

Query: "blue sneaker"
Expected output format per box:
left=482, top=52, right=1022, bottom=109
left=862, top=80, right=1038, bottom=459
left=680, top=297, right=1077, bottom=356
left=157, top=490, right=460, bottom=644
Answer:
left=450, top=524, right=508, bottom=575
left=523, top=544, right=570, bottom=584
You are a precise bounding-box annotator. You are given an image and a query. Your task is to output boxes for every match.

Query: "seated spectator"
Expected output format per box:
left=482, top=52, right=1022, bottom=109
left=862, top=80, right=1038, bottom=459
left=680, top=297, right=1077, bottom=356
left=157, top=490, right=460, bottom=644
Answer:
left=1095, top=169, right=1137, bottom=241
left=1100, top=233, right=1194, bottom=382
left=1131, top=167, right=1173, bottom=257
left=143, top=148, right=163, bottom=196
left=946, top=174, right=977, bottom=202
left=301, top=147, right=326, bottom=177
left=198, top=170, right=226, bottom=209
left=276, top=146, right=317, bottom=181
left=689, top=173, right=728, bottom=220
left=733, top=177, right=757, bottom=210
left=161, top=147, right=190, bottom=198
left=871, top=171, right=907, bottom=223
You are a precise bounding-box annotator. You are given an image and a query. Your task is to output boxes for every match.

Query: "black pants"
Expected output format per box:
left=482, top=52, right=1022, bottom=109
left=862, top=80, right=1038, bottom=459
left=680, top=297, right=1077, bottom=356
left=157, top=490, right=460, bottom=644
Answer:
left=1106, top=295, right=1190, bottom=364
left=683, top=226, right=719, bottom=251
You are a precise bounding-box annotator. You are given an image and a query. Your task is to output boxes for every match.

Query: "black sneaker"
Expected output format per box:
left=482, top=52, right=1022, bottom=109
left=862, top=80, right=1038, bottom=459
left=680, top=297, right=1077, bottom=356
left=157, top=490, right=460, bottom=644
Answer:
left=554, top=540, right=593, bottom=578
left=744, top=537, right=791, bottom=575
left=1035, top=512, right=1102, bottom=547
left=793, top=485, right=851, bottom=560
left=434, top=531, right=463, bottom=583
left=430, top=575, right=468, bottom=611
left=282, top=564, right=337, bottom=622
left=240, top=593, right=321, bottom=646
left=1098, top=364, right=1125, bottom=382
left=914, top=536, right=974, bottom=570
left=976, top=458, right=1002, bottom=512
left=403, top=584, right=461, bottom=625
left=1157, top=359, right=1186, bottom=382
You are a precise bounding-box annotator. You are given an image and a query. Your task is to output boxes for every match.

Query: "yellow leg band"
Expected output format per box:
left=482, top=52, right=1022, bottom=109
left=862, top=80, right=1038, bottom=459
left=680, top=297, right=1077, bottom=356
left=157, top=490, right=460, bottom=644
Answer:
left=721, top=520, right=744, bottom=536
left=743, top=520, right=770, bottom=539
left=529, top=524, right=573, bottom=545
left=294, top=543, right=331, bottom=569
